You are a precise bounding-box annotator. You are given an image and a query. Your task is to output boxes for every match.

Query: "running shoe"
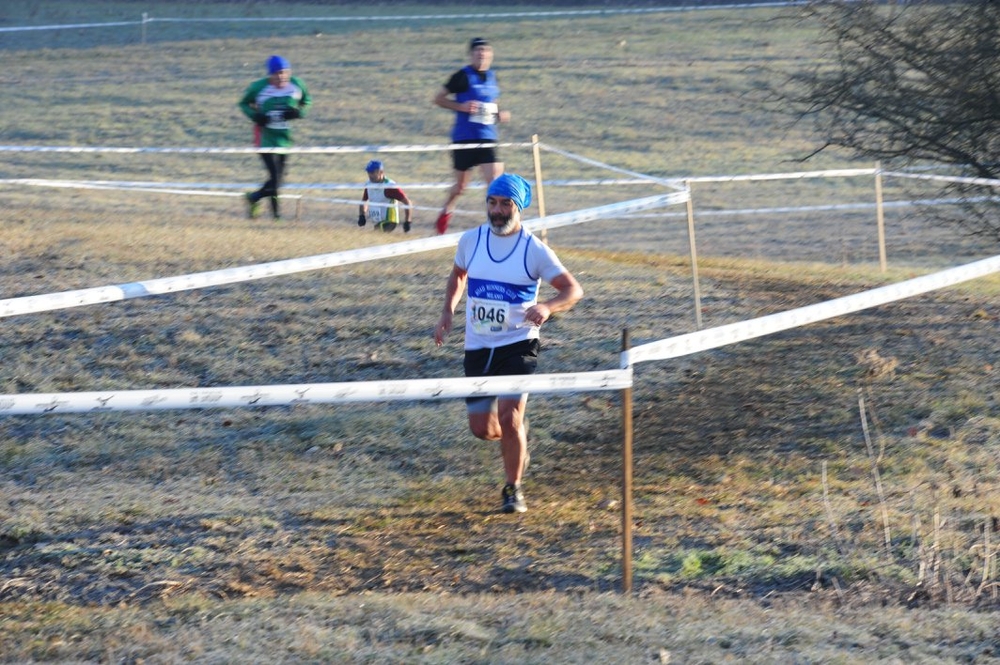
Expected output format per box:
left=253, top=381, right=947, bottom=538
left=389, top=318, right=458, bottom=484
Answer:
left=435, top=211, right=452, bottom=234
left=501, top=483, right=527, bottom=514
left=245, top=193, right=260, bottom=219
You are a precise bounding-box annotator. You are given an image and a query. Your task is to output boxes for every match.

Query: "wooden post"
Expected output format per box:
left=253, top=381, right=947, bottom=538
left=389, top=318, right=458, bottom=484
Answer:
left=141, top=12, right=148, bottom=45
left=875, top=161, right=887, bottom=273
left=531, top=134, right=548, bottom=244
left=621, top=328, right=634, bottom=593
left=684, top=181, right=703, bottom=329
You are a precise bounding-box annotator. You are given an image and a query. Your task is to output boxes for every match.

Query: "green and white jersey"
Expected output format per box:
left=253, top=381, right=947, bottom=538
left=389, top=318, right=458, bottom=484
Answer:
left=238, top=76, right=311, bottom=148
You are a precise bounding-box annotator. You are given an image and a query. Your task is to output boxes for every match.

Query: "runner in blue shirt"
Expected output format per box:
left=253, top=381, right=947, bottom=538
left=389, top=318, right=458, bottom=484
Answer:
left=432, top=37, right=512, bottom=235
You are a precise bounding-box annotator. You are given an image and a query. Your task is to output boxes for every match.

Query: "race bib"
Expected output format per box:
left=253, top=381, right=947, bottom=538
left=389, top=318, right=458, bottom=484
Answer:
left=266, top=109, right=289, bottom=130
left=470, top=102, right=498, bottom=125
left=469, top=297, right=510, bottom=335
left=368, top=206, right=386, bottom=223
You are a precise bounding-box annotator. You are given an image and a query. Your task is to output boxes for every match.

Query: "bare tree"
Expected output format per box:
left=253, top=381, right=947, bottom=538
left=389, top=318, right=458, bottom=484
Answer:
left=772, top=0, right=1000, bottom=240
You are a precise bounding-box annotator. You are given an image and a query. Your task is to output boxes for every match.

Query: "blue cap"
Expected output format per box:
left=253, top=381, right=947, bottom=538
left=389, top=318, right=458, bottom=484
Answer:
left=365, top=160, right=384, bottom=173
left=267, top=55, right=290, bottom=74
left=487, top=173, right=532, bottom=211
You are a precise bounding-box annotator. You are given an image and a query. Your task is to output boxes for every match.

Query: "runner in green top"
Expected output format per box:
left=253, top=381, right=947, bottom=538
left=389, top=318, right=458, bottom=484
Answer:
left=238, top=55, right=311, bottom=221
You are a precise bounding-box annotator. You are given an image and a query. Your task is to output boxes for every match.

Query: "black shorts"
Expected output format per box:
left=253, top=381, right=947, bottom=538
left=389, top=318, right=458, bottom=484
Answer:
left=463, top=338, right=539, bottom=407
left=453, top=141, right=499, bottom=172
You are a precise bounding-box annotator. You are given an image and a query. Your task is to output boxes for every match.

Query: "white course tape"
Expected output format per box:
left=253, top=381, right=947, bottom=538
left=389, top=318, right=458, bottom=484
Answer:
left=549, top=194, right=1000, bottom=221
left=0, top=177, right=651, bottom=192
left=525, top=191, right=688, bottom=233
left=0, top=193, right=682, bottom=318
left=881, top=171, right=1000, bottom=189
left=540, top=143, right=686, bottom=191
left=3, top=178, right=266, bottom=199
left=622, top=254, right=1000, bottom=367
left=685, top=168, right=876, bottom=184
left=0, top=6, right=796, bottom=34
left=0, top=369, right=632, bottom=416
left=0, top=142, right=530, bottom=155
left=0, top=20, right=142, bottom=33
left=141, top=6, right=781, bottom=24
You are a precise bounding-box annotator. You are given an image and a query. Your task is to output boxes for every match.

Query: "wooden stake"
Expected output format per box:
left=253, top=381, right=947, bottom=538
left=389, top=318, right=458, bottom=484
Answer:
left=621, top=328, right=634, bottom=593
left=531, top=134, right=548, bottom=244
left=875, top=161, right=887, bottom=273
left=684, top=181, right=703, bottom=330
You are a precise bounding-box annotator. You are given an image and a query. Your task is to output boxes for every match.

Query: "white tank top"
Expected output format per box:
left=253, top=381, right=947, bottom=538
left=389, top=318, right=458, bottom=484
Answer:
left=365, top=178, right=399, bottom=224
left=456, top=224, right=567, bottom=350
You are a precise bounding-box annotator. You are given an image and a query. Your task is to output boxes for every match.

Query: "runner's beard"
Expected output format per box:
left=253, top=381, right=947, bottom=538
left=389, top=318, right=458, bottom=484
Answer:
left=489, top=213, right=517, bottom=236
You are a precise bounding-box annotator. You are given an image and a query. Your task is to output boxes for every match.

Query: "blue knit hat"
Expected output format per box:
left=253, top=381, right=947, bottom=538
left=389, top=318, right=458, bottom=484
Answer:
left=365, top=160, right=384, bottom=173
left=267, top=55, right=290, bottom=74
left=487, top=174, right=532, bottom=211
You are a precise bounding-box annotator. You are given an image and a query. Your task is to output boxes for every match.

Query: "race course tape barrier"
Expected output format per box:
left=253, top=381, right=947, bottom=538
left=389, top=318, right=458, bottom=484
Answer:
left=0, top=177, right=653, bottom=193
left=0, top=192, right=686, bottom=319
left=0, top=4, right=798, bottom=34
left=0, top=370, right=632, bottom=417
left=0, top=142, right=530, bottom=155
left=623, top=254, right=1000, bottom=367
left=5, top=253, right=995, bottom=416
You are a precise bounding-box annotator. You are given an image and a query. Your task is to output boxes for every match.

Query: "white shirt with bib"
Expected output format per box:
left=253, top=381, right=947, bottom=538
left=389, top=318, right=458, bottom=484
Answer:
left=455, top=224, right=567, bottom=351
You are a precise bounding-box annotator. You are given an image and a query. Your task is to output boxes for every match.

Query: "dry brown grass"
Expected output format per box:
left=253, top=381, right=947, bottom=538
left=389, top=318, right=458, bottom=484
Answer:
left=2, top=2, right=1000, bottom=663
left=2, top=190, right=999, bottom=661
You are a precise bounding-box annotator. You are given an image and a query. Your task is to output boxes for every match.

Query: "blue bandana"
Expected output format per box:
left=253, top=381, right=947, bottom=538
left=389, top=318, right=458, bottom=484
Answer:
left=486, top=174, right=532, bottom=211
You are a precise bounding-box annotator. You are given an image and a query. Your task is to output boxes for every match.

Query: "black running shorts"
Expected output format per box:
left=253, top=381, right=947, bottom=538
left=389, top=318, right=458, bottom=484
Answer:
left=463, top=338, right=540, bottom=408
left=453, top=141, right=499, bottom=172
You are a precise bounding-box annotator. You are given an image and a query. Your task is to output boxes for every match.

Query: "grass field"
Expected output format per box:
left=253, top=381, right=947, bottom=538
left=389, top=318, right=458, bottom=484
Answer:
left=2, top=2, right=1000, bottom=663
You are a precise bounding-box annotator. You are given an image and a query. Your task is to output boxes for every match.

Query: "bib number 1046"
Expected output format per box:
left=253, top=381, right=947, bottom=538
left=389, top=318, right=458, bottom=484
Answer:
left=470, top=298, right=509, bottom=335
